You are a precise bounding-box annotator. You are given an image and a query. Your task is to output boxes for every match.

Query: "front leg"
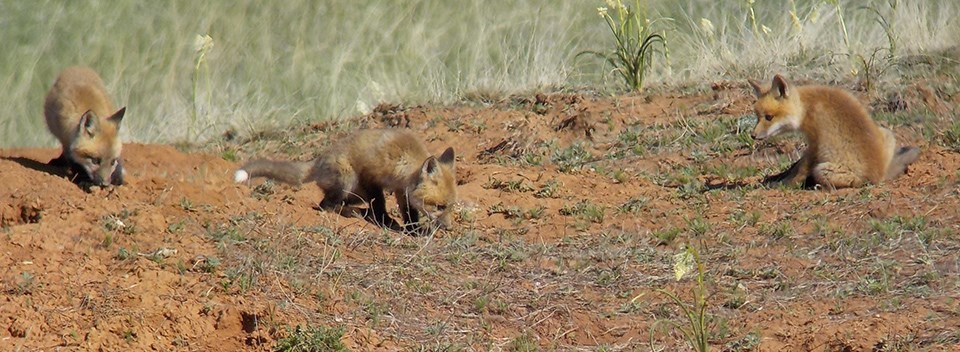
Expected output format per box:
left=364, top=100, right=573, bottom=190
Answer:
left=763, top=149, right=815, bottom=187
left=395, top=191, right=425, bottom=235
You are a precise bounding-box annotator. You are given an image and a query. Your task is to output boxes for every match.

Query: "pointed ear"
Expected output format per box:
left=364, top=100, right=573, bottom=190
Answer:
left=421, top=156, right=439, bottom=177
left=748, top=79, right=764, bottom=97
left=438, top=147, right=455, bottom=165
left=771, top=74, right=789, bottom=98
left=79, top=110, right=100, bottom=136
left=107, top=107, right=126, bottom=126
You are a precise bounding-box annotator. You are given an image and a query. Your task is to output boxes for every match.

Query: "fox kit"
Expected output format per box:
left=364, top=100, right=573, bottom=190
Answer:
left=748, top=74, right=919, bottom=189
left=234, top=129, right=457, bottom=233
left=44, top=66, right=126, bottom=186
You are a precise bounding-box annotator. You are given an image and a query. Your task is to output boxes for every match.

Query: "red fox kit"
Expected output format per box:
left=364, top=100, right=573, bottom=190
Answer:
left=44, top=66, right=126, bottom=186
left=234, top=129, right=457, bottom=233
left=748, top=74, right=919, bottom=189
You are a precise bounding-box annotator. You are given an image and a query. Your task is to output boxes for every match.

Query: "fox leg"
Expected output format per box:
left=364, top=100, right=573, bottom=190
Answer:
left=812, top=162, right=868, bottom=189
left=362, top=186, right=400, bottom=229
left=395, top=191, right=423, bottom=234
left=764, top=150, right=815, bottom=187
left=318, top=174, right=356, bottom=211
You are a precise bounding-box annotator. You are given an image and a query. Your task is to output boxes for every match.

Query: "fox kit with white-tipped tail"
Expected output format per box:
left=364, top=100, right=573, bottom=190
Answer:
left=748, top=74, right=919, bottom=189
left=235, top=129, right=457, bottom=233
left=44, top=66, right=126, bottom=186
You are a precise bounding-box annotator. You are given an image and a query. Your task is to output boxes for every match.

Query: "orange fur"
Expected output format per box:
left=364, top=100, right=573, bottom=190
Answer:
left=44, top=66, right=126, bottom=186
left=748, top=74, right=918, bottom=189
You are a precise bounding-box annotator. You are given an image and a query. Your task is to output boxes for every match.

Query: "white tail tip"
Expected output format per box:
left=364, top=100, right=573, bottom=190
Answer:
left=234, top=169, right=249, bottom=183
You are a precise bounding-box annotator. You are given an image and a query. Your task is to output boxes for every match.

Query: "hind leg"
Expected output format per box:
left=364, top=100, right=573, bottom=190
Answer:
left=812, top=162, right=868, bottom=190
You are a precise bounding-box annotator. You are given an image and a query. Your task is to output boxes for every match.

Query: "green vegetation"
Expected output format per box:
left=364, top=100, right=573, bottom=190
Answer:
left=3, top=1, right=957, bottom=147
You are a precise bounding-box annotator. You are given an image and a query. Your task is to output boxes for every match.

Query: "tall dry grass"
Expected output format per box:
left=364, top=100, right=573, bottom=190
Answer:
left=1, top=0, right=956, bottom=147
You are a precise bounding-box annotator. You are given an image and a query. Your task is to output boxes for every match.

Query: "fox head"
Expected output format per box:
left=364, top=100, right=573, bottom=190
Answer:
left=409, top=147, right=458, bottom=230
left=68, top=107, right=126, bottom=186
left=748, top=74, right=804, bottom=141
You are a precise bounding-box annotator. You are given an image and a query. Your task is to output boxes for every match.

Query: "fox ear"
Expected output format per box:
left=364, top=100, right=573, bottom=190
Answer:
left=771, top=74, right=789, bottom=98
left=748, top=79, right=764, bottom=97
left=438, top=147, right=455, bottom=165
left=79, top=110, right=100, bottom=136
left=108, top=107, right=126, bottom=127
left=421, top=156, right=439, bottom=177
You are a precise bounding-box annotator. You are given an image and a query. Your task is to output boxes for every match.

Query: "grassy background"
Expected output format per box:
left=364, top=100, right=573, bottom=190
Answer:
left=1, top=0, right=957, bottom=148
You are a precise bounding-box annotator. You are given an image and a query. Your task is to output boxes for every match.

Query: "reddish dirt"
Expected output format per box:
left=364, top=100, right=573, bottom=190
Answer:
left=1, top=86, right=959, bottom=351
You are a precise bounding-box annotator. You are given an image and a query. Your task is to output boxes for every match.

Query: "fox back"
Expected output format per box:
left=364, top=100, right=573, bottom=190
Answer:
left=236, top=129, right=458, bottom=230
left=44, top=66, right=126, bottom=185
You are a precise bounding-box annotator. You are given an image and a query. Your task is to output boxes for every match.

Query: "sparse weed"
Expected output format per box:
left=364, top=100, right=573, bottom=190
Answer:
left=551, top=142, right=592, bottom=172
left=534, top=179, right=563, bottom=198
left=484, top=177, right=534, bottom=193
left=101, top=208, right=138, bottom=235
left=559, top=200, right=606, bottom=224
left=488, top=203, right=524, bottom=219
left=758, top=222, right=792, bottom=240
left=580, top=0, right=668, bottom=91
left=617, top=196, right=648, bottom=214
left=507, top=333, right=538, bottom=352
left=652, top=227, right=681, bottom=246
left=685, top=216, right=710, bottom=237
left=652, top=246, right=710, bottom=352
left=275, top=325, right=348, bottom=352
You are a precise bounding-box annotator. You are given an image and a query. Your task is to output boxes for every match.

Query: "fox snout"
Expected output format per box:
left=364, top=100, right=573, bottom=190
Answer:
left=750, top=127, right=768, bottom=141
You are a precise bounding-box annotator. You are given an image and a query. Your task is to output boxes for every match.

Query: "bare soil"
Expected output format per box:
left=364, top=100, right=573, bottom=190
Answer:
left=1, top=84, right=959, bottom=351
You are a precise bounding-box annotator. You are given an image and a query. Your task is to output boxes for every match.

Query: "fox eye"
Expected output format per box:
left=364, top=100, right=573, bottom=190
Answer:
left=764, top=114, right=774, bottom=121
left=89, top=157, right=102, bottom=165
left=436, top=204, right=448, bottom=211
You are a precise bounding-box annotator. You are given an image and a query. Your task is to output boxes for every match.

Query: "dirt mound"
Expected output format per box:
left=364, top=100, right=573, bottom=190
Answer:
left=1, top=87, right=958, bottom=350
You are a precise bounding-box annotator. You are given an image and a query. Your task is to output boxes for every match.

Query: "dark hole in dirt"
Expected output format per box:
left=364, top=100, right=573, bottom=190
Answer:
left=20, top=204, right=42, bottom=224
left=240, top=312, right=259, bottom=333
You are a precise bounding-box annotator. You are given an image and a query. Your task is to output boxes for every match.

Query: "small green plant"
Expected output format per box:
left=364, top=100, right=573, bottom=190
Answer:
left=534, top=179, right=562, bottom=198
left=652, top=227, right=681, bottom=246
left=580, top=0, right=667, bottom=91
left=617, top=196, right=648, bottom=214
left=559, top=200, right=606, bottom=223
left=507, top=333, right=538, bottom=352
left=274, top=325, right=348, bottom=352
left=15, top=271, right=36, bottom=295
left=652, top=246, right=710, bottom=352
left=551, top=142, right=591, bottom=172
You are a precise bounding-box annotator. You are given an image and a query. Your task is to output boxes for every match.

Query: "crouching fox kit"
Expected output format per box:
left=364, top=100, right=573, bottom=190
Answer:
left=44, top=66, right=126, bottom=186
left=748, top=74, right=919, bottom=189
left=234, top=129, right=457, bottom=233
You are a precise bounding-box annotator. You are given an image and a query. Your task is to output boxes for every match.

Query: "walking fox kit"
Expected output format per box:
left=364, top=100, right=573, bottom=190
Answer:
left=234, top=129, right=457, bottom=233
left=749, top=74, right=919, bottom=189
left=44, top=66, right=126, bottom=186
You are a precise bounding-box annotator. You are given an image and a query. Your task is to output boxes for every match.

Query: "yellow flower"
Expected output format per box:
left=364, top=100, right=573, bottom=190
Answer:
left=673, top=250, right=695, bottom=281
left=193, top=34, right=214, bottom=53
left=790, top=11, right=802, bottom=33
left=597, top=6, right=608, bottom=18
left=700, top=18, right=715, bottom=37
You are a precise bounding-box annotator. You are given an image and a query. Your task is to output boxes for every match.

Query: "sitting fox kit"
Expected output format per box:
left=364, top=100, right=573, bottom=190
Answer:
left=234, top=129, right=457, bottom=233
left=44, top=66, right=126, bottom=186
left=748, top=74, right=919, bottom=189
